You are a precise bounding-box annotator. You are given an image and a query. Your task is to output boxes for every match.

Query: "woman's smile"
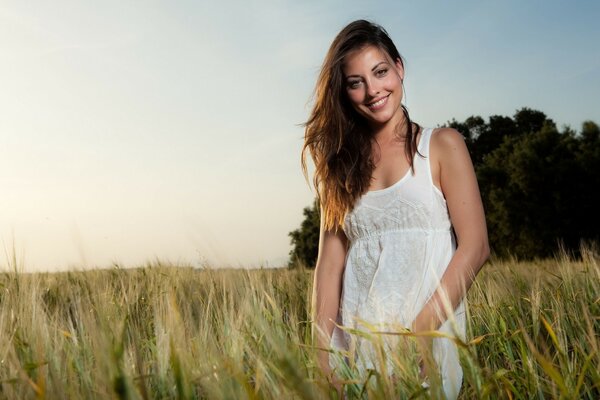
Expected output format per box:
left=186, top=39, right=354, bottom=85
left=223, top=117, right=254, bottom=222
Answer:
left=366, top=94, right=390, bottom=111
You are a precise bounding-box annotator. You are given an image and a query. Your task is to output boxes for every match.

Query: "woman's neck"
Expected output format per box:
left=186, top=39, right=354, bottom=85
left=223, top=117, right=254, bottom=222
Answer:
left=372, top=117, right=411, bottom=144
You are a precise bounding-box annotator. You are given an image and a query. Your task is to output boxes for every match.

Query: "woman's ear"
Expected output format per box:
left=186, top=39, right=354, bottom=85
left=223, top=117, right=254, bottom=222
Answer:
left=395, top=58, right=404, bottom=81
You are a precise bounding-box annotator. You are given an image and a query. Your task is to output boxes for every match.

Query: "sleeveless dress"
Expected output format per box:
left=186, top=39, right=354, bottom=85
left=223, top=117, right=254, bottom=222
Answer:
left=329, top=127, right=466, bottom=399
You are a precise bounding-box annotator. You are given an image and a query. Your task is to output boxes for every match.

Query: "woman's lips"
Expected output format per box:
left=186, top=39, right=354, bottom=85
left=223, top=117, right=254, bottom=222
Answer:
left=366, top=94, right=389, bottom=111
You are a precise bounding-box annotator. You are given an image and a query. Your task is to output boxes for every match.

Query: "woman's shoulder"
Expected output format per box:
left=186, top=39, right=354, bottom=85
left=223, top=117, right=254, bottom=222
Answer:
left=429, top=126, right=470, bottom=164
left=430, top=126, right=466, bottom=148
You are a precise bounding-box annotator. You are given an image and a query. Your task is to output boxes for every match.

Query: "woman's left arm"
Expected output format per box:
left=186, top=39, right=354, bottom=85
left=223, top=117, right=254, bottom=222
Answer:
left=412, top=128, right=490, bottom=333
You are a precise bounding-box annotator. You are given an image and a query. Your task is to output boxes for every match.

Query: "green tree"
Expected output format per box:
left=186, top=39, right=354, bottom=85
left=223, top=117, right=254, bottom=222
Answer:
left=287, top=198, right=320, bottom=269
left=477, top=120, right=599, bottom=258
left=514, top=107, right=550, bottom=135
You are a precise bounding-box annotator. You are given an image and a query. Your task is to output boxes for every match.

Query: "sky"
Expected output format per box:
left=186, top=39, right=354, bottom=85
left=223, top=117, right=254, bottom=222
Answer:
left=1, top=1, right=599, bottom=272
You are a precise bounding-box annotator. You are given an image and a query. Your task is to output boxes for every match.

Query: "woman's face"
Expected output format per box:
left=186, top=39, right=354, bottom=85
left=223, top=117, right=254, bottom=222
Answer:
left=342, top=45, right=404, bottom=129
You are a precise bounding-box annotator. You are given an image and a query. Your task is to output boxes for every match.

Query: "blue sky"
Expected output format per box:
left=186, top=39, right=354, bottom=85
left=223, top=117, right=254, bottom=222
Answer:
left=1, top=1, right=598, bottom=271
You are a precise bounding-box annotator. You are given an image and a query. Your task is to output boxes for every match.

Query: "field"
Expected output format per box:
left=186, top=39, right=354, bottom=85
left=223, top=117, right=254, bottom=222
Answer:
left=0, top=251, right=598, bottom=399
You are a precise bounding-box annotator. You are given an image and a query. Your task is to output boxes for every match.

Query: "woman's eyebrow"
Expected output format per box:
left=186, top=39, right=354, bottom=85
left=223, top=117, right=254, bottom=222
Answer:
left=371, top=61, right=388, bottom=71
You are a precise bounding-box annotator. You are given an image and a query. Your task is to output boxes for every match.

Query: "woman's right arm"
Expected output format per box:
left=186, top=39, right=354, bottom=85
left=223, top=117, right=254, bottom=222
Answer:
left=311, top=205, right=348, bottom=376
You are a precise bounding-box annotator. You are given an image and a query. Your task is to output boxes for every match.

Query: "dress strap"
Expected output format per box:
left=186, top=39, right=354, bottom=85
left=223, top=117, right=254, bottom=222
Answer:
left=413, top=127, right=435, bottom=188
left=418, top=127, right=433, bottom=158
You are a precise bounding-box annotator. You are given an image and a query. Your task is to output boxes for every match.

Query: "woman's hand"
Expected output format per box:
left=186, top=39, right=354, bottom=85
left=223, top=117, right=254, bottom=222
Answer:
left=321, top=366, right=344, bottom=399
left=418, top=356, right=427, bottom=380
left=317, top=355, right=345, bottom=399
left=413, top=331, right=433, bottom=386
left=329, top=374, right=345, bottom=399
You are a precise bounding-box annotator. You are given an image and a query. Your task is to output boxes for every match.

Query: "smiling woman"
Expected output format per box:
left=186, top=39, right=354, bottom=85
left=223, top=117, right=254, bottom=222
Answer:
left=343, top=46, right=405, bottom=129
left=302, top=19, right=489, bottom=399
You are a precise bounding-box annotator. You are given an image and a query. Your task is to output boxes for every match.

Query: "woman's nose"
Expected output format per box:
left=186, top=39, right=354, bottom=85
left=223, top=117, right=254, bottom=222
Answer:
left=365, top=79, right=380, bottom=97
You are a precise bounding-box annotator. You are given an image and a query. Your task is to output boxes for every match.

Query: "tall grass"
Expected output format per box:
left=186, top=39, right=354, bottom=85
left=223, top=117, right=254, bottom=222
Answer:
left=0, top=250, right=598, bottom=399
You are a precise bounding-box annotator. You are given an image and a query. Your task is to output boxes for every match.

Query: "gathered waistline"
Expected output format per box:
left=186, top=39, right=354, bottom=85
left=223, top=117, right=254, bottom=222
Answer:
left=348, top=227, right=452, bottom=243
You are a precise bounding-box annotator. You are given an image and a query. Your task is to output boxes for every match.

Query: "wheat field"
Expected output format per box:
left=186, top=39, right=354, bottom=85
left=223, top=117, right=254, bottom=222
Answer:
left=0, top=249, right=598, bottom=399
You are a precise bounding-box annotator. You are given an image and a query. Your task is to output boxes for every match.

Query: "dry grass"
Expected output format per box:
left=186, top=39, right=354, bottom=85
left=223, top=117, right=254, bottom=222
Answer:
left=0, top=249, right=598, bottom=399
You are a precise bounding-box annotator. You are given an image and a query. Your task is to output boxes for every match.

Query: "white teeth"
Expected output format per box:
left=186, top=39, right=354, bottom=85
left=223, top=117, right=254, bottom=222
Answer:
left=368, top=97, right=387, bottom=108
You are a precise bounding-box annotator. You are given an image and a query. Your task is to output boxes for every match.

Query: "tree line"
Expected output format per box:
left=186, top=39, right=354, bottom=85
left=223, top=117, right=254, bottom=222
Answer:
left=288, top=107, right=599, bottom=268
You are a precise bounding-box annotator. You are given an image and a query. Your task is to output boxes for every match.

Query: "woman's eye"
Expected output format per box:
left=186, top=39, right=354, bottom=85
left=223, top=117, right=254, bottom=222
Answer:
left=347, top=80, right=361, bottom=89
left=376, top=69, right=388, bottom=77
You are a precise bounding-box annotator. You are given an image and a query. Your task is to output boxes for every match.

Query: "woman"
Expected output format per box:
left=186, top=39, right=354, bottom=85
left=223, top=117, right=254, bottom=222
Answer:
left=302, top=20, right=489, bottom=399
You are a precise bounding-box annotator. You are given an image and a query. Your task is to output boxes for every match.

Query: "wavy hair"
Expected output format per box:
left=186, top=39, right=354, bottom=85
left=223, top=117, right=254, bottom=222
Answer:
left=301, top=19, right=421, bottom=233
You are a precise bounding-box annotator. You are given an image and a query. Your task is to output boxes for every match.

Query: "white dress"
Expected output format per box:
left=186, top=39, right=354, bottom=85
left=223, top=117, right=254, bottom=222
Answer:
left=329, top=127, right=466, bottom=399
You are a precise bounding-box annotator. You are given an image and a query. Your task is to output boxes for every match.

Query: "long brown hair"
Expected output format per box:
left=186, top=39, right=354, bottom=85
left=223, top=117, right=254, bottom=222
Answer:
left=301, top=19, right=421, bottom=233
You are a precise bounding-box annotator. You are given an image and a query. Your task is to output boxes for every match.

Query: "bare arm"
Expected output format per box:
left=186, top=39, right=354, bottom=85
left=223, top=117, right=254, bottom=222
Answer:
left=311, top=204, right=348, bottom=376
left=411, top=128, right=490, bottom=333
